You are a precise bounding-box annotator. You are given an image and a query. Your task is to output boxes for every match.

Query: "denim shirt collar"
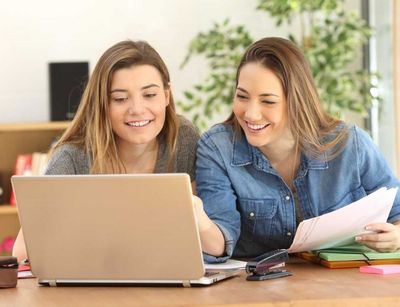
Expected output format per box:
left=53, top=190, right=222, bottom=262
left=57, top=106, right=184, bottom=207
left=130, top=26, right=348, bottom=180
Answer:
left=231, top=130, right=328, bottom=171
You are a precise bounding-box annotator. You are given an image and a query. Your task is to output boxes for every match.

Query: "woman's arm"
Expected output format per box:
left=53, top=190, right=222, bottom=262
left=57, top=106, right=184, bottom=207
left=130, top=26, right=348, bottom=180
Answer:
left=195, top=131, right=241, bottom=261
left=355, top=127, right=400, bottom=222
left=354, top=127, right=400, bottom=252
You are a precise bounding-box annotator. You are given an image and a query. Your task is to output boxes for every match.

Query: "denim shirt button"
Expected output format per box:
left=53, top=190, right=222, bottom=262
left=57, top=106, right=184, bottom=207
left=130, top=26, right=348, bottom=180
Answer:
left=285, top=195, right=290, bottom=201
left=286, top=232, right=292, bottom=236
left=249, top=212, right=255, bottom=218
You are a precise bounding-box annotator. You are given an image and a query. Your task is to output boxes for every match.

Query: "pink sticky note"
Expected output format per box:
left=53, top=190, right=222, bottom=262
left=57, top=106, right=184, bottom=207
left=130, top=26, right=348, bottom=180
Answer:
left=359, top=265, right=400, bottom=275
left=18, top=265, right=30, bottom=272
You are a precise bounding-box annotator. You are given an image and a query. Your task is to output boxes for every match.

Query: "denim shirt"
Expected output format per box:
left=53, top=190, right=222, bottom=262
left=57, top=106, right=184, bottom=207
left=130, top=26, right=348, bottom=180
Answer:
left=196, top=123, right=400, bottom=263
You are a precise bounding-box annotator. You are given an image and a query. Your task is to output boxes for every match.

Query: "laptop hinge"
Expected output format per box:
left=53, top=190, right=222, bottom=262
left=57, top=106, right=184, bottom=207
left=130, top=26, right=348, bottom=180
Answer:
left=48, top=280, right=57, bottom=287
left=182, top=280, right=191, bottom=288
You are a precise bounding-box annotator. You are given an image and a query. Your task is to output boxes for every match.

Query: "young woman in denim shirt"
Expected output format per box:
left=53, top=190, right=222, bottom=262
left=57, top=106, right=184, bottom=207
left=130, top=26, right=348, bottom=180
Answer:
left=193, top=37, right=400, bottom=262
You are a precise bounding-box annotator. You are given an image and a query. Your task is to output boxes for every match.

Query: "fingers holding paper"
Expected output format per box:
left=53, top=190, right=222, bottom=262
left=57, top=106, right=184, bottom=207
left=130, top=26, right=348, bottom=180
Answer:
left=355, top=222, right=400, bottom=252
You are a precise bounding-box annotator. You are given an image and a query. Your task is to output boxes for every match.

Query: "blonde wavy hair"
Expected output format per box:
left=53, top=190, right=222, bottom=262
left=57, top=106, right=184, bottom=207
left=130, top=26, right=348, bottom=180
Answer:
left=226, top=37, right=348, bottom=160
left=53, top=40, right=179, bottom=173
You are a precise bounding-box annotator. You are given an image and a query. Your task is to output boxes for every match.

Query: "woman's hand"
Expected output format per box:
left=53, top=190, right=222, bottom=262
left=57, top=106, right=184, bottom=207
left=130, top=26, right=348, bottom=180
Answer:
left=355, top=222, right=400, bottom=252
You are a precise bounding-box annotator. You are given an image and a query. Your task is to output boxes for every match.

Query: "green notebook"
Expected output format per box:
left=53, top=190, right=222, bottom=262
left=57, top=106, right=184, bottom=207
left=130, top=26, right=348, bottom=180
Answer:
left=313, top=243, right=400, bottom=261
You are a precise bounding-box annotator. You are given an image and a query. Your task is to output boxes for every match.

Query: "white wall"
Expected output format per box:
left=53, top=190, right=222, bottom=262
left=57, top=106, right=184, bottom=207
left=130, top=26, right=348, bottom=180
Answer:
left=0, top=0, right=289, bottom=124
left=369, top=0, right=397, bottom=172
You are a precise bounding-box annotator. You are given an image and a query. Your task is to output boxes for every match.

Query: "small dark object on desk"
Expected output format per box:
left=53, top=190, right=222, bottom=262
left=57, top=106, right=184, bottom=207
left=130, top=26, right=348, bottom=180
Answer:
left=246, top=249, right=292, bottom=281
left=0, top=256, right=18, bottom=288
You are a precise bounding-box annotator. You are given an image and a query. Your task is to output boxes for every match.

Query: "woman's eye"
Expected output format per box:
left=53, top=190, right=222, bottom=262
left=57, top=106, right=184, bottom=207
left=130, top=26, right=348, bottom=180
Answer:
left=144, top=93, right=157, bottom=98
left=262, top=100, right=276, bottom=105
left=112, top=97, right=127, bottom=103
left=236, top=94, right=248, bottom=100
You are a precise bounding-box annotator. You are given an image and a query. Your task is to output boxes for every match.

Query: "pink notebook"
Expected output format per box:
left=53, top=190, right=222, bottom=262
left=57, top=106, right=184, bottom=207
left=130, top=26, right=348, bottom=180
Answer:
left=359, top=265, right=400, bottom=275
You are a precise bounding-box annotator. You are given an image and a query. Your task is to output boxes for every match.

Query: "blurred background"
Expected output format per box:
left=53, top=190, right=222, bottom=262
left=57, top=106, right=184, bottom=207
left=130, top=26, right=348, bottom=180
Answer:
left=0, top=0, right=398, bottom=173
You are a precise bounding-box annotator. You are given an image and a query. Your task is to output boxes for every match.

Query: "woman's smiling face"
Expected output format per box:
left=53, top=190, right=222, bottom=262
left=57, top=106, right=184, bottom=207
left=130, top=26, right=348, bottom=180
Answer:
left=108, top=64, right=169, bottom=148
left=233, top=62, right=292, bottom=150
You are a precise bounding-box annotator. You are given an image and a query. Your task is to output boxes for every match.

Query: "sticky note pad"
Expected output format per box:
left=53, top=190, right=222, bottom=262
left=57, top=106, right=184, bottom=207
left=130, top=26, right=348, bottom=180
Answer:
left=18, top=265, right=30, bottom=272
left=359, top=265, right=400, bottom=275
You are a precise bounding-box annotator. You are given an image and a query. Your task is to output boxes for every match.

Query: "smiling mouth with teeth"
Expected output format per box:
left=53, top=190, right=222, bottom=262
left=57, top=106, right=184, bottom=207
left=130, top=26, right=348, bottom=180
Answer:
left=246, top=121, right=270, bottom=131
left=126, top=120, right=152, bottom=127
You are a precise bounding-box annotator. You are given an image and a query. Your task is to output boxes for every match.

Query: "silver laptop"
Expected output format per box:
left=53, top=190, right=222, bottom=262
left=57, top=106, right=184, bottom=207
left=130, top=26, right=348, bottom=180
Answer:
left=12, top=174, right=241, bottom=287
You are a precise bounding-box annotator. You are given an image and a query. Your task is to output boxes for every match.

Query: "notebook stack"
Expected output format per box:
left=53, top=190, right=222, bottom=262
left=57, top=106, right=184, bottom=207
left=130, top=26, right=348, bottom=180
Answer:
left=296, top=243, right=400, bottom=269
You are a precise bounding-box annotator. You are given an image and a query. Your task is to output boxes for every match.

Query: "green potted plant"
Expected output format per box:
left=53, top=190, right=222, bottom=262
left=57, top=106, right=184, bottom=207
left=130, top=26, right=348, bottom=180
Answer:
left=179, top=0, right=380, bottom=130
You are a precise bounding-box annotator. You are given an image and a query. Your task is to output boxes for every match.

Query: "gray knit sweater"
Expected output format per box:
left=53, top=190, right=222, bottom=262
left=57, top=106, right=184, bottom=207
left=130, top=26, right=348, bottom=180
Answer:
left=45, top=116, right=200, bottom=181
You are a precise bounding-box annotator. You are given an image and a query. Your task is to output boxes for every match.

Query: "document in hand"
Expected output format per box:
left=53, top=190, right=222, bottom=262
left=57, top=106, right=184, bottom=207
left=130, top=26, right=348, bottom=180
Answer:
left=288, top=187, right=398, bottom=253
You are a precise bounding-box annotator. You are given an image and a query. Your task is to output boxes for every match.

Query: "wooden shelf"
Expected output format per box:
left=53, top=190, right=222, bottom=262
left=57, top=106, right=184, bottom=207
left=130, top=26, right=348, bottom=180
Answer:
left=0, top=121, right=70, bottom=132
left=0, top=121, right=69, bottom=251
left=0, top=205, right=18, bottom=215
left=0, top=204, right=20, bottom=255
left=0, top=121, right=70, bottom=203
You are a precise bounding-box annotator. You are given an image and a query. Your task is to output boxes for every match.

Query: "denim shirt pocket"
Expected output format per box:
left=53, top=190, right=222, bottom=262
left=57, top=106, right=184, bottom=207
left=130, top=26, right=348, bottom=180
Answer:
left=237, top=198, right=278, bottom=244
left=321, top=185, right=367, bottom=214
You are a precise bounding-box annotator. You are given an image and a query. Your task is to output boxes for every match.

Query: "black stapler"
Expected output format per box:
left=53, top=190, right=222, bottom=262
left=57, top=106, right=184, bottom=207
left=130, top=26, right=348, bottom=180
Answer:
left=245, top=249, right=292, bottom=281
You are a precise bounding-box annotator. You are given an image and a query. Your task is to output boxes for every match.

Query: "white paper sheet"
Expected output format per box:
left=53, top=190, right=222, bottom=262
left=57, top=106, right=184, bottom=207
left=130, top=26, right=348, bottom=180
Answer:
left=288, top=187, right=398, bottom=253
left=18, top=270, right=34, bottom=279
left=204, top=259, right=247, bottom=270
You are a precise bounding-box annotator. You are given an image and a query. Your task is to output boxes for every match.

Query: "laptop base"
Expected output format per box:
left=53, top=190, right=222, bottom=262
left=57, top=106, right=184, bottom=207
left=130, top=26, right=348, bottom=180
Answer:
left=39, top=269, right=241, bottom=287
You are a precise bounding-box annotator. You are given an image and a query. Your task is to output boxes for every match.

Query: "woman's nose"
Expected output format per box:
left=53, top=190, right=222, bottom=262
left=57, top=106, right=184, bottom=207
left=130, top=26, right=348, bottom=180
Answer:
left=127, top=97, right=144, bottom=115
left=244, top=101, right=262, bottom=121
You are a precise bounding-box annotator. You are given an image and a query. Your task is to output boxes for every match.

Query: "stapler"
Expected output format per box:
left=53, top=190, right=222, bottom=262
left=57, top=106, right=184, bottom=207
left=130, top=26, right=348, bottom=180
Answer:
left=245, top=249, right=292, bottom=281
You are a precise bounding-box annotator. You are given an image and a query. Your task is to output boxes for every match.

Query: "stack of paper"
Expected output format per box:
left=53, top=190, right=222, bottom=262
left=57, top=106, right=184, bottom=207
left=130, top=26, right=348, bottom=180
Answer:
left=288, top=187, right=398, bottom=253
left=313, top=244, right=400, bottom=261
left=296, top=243, right=400, bottom=268
left=297, top=251, right=400, bottom=269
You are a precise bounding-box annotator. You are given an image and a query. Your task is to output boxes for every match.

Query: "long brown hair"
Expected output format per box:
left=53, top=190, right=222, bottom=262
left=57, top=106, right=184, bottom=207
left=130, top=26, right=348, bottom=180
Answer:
left=53, top=40, right=179, bottom=173
left=226, top=37, right=348, bottom=160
